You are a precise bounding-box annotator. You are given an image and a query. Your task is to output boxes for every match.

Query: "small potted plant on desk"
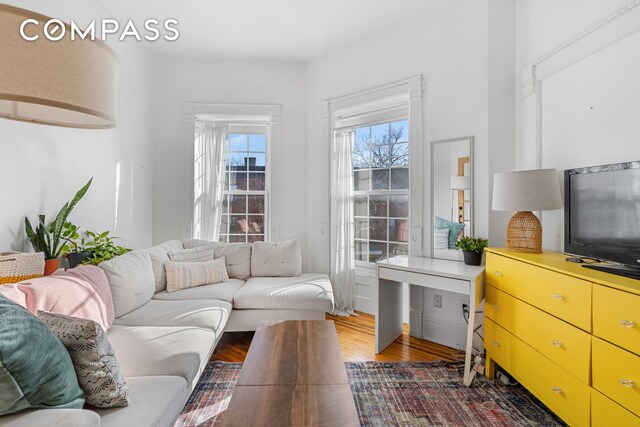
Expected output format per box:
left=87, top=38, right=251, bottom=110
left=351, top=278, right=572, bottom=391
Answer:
left=24, top=179, right=92, bottom=275
left=455, top=236, right=489, bottom=266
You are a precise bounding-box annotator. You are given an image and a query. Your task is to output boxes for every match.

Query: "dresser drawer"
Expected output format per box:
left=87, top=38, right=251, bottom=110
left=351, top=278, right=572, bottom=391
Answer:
left=484, top=319, right=513, bottom=371
left=592, top=389, right=640, bottom=427
left=485, top=285, right=515, bottom=332
left=486, top=253, right=591, bottom=331
left=512, top=338, right=590, bottom=427
left=593, top=285, right=640, bottom=355
left=593, top=337, right=640, bottom=417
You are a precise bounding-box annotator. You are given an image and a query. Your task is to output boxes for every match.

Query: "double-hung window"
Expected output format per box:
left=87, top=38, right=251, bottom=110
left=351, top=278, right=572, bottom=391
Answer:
left=220, top=126, right=269, bottom=243
left=353, top=119, right=409, bottom=263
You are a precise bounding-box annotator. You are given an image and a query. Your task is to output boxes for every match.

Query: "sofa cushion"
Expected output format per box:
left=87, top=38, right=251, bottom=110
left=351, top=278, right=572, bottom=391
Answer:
left=38, top=311, right=129, bottom=409
left=0, top=295, right=85, bottom=416
left=168, top=245, right=214, bottom=262
left=143, top=240, right=184, bottom=293
left=113, top=299, right=231, bottom=336
left=251, top=240, right=302, bottom=277
left=107, top=325, right=216, bottom=390
left=165, top=258, right=228, bottom=293
left=233, top=273, right=334, bottom=312
left=100, top=251, right=156, bottom=318
left=96, top=376, right=189, bottom=427
left=0, top=409, right=100, bottom=427
left=0, top=265, right=115, bottom=331
left=183, top=239, right=251, bottom=279
left=152, top=278, right=245, bottom=304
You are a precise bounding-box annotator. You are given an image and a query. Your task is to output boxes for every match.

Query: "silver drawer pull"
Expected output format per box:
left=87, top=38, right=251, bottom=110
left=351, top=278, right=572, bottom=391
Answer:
left=552, top=386, right=563, bottom=394
left=492, top=341, right=500, bottom=348
left=620, top=379, right=635, bottom=388
left=551, top=340, right=562, bottom=348
left=620, top=320, right=636, bottom=328
left=494, top=271, right=503, bottom=277
left=552, top=293, right=564, bottom=301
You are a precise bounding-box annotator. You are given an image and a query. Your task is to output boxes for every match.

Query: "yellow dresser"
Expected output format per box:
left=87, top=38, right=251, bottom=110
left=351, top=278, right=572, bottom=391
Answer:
left=485, top=248, right=640, bottom=427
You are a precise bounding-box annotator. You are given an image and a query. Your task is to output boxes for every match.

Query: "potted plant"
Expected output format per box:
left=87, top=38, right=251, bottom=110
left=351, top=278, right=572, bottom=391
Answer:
left=61, top=221, right=92, bottom=268
left=81, top=230, right=130, bottom=266
left=455, top=236, right=488, bottom=266
left=24, top=179, right=92, bottom=275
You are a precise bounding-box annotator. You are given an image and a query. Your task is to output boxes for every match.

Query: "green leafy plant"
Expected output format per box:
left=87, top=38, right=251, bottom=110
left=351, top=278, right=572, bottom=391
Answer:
left=455, top=236, right=488, bottom=253
left=24, top=179, right=92, bottom=260
left=81, top=230, right=130, bottom=265
left=61, top=221, right=84, bottom=254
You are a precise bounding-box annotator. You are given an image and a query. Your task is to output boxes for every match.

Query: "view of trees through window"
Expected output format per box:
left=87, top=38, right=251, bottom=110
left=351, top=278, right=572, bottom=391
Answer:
left=353, top=120, right=409, bottom=262
left=221, top=133, right=267, bottom=243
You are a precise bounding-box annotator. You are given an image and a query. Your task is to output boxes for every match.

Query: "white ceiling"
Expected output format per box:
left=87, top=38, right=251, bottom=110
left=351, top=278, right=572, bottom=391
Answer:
left=98, top=0, right=452, bottom=61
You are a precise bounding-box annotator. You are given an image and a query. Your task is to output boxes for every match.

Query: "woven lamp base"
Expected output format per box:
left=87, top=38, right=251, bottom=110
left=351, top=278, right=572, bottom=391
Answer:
left=506, top=211, right=542, bottom=253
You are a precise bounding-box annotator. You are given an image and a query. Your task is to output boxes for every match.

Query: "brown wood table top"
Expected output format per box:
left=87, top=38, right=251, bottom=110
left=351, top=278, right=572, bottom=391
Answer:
left=223, top=320, right=360, bottom=427
left=223, top=384, right=359, bottom=427
left=236, top=320, right=349, bottom=386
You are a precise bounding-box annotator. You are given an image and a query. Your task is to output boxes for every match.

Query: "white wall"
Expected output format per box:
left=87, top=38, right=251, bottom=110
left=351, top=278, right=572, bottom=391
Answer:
left=151, top=57, right=309, bottom=268
left=515, top=0, right=640, bottom=251
left=0, top=0, right=155, bottom=251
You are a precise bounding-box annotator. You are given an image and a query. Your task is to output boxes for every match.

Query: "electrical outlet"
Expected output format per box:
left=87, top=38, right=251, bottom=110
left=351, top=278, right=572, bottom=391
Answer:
left=433, top=294, right=442, bottom=308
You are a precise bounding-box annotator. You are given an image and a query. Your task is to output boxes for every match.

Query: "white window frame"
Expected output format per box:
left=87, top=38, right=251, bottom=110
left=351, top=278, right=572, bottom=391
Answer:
left=186, top=102, right=280, bottom=242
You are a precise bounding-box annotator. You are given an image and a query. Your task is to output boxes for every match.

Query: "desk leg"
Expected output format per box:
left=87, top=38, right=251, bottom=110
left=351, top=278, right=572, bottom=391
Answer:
left=375, top=278, right=403, bottom=354
left=463, top=286, right=477, bottom=387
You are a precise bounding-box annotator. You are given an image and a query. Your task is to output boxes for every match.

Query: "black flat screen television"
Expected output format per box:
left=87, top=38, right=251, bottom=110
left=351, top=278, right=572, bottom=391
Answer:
left=564, top=161, right=640, bottom=280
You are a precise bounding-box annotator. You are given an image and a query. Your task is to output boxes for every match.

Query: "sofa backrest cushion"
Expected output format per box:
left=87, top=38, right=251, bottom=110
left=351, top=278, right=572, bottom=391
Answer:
left=251, top=240, right=302, bottom=277
left=168, top=245, right=214, bottom=263
left=0, top=295, right=85, bottom=415
left=99, top=251, right=155, bottom=318
left=0, top=265, right=115, bottom=332
left=143, top=240, right=184, bottom=293
left=183, top=240, right=251, bottom=279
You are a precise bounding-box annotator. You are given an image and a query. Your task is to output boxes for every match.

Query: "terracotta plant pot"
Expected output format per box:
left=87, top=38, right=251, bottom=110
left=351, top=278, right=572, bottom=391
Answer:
left=462, top=251, right=483, bottom=266
left=44, top=259, right=59, bottom=276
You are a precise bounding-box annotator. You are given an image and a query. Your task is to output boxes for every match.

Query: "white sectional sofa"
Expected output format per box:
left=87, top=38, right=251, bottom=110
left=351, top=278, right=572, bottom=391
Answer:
left=0, top=239, right=334, bottom=427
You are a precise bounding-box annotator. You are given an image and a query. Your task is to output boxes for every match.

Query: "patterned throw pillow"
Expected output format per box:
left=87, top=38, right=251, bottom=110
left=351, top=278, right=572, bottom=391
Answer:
left=37, top=311, right=129, bottom=408
left=165, top=257, right=229, bottom=293
left=167, top=245, right=214, bottom=262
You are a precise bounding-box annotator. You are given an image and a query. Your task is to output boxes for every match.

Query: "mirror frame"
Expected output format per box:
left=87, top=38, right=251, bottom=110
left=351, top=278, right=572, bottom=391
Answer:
left=430, top=136, right=474, bottom=261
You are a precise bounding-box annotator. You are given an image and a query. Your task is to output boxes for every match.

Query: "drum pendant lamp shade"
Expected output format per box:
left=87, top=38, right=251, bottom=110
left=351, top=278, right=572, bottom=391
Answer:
left=492, top=169, right=563, bottom=253
left=0, top=4, right=116, bottom=129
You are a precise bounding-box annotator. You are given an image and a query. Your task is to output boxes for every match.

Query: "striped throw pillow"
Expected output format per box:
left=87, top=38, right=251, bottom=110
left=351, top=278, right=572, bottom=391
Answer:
left=165, top=257, right=228, bottom=293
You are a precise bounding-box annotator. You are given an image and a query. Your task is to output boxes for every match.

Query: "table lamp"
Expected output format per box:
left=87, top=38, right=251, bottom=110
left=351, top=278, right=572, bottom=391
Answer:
left=450, top=176, right=471, bottom=223
left=492, top=169, right=563, bottom=253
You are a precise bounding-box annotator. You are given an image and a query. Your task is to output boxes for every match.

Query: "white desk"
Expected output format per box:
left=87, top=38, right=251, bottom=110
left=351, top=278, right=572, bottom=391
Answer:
left=375, top=255, right=485, bottom=386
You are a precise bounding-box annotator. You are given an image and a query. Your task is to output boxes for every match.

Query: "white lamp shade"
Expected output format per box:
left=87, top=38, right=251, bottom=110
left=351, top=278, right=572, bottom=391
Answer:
left=492, top=168, right=563, bottom=211
left=450, top=176, right=471, bottom=190
left=0, top=5, right=116, bottom=129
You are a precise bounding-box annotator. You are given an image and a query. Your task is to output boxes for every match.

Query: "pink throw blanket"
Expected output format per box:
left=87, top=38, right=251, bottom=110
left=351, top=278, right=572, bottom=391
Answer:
left=0, top=265, right=115, bottom=331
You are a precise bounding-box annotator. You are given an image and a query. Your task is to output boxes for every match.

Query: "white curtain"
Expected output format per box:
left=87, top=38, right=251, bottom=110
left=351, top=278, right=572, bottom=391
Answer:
left=193, top=121, right=228, bottom=241
left=330, top=129, right=356, bottom=315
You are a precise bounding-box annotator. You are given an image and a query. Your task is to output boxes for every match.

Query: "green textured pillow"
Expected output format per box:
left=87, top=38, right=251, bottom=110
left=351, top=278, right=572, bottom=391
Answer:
left=0, top=295, right=85, bottom=415
left=434, top=216, right=465, bottom=249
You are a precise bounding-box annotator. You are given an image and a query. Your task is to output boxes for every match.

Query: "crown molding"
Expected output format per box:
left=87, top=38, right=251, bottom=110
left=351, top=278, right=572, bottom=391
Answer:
left=521, top=0, right=640, bottom=97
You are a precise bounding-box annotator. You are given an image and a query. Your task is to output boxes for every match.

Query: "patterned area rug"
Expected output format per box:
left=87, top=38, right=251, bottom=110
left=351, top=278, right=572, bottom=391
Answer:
left=176, top=360, right=565, bottom=426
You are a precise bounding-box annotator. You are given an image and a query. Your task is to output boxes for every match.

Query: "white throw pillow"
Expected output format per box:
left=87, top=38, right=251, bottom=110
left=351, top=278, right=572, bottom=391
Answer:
left=434, top=228, right=450, bottom=250
left=251, top=240, right=302, bottom=277
left=182, top=239, right=252, bottom=279
left=167, top=245, right=214, bottom=263
left=165, top=257, right=229, bottom=293
left=144, top=240, right=184, bottom=293
left=38, top=311, right=129, bottom=408
left=99, top=251, right=155, bottom=317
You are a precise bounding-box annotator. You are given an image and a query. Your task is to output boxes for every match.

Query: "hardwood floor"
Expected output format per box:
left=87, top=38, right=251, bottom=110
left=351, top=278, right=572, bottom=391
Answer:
left=211, top=311, right=463, bottom=363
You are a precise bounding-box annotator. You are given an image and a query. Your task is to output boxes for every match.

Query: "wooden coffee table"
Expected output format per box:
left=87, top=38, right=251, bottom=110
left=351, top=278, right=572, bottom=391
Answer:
left=222, top=320, right=360, bottom=427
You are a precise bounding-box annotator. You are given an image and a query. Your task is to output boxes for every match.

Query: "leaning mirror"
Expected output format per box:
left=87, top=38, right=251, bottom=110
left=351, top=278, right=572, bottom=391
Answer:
left=431, top=136, right=473, bottom=261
